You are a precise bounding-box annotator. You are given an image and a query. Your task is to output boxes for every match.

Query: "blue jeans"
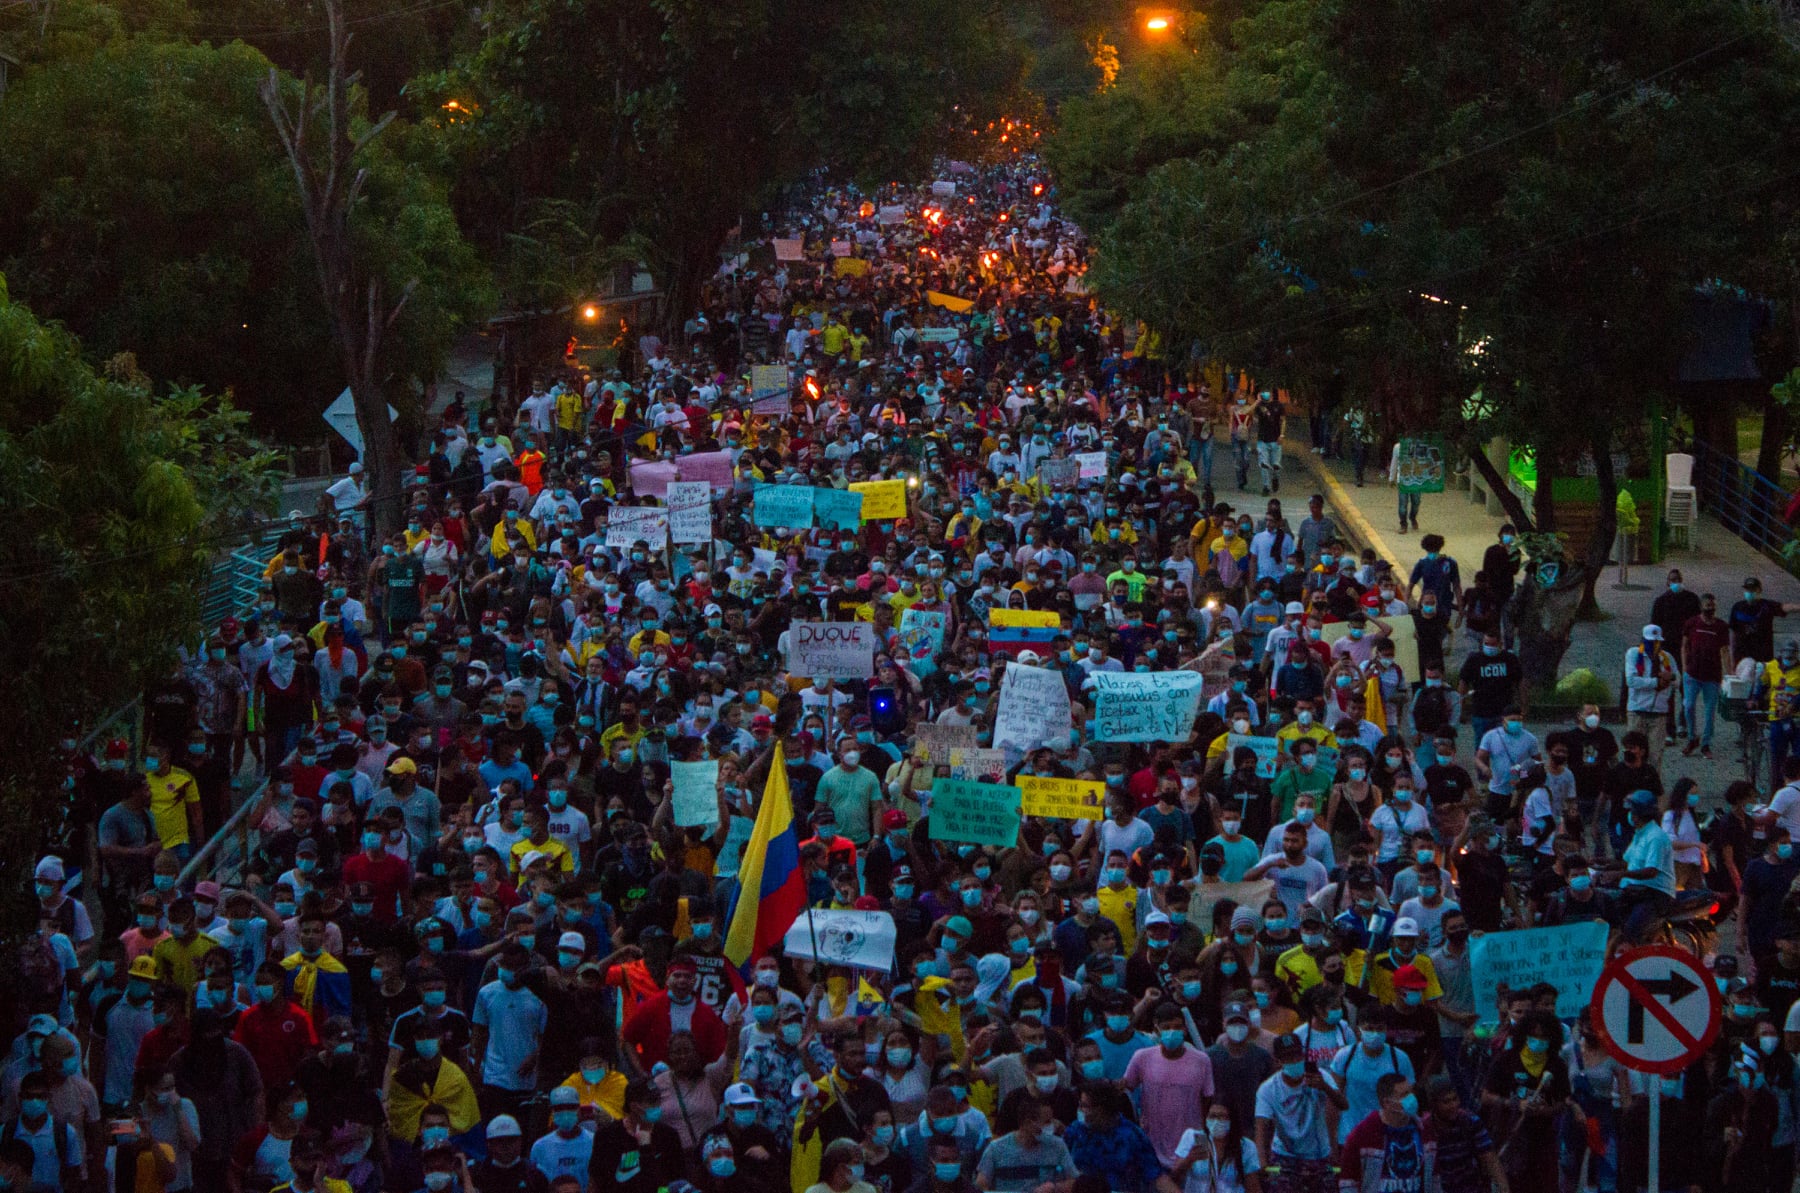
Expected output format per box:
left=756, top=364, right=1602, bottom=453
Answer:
left=1233, top=439, right=1252, bottom=487
left=1195, top=438, right=1214, bottom=487
left=1771, top=718, right=1800, bottom=779
left=1682, top=675, right=1719, bottom=747
left=1398, top=489, right=1420, bottom=524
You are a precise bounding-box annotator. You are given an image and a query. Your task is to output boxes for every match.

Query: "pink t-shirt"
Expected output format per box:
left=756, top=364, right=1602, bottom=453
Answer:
left=1122, top=1044, right=1217, bottom=1167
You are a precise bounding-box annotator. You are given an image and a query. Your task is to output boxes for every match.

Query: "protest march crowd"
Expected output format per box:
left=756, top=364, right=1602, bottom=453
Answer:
left=16, top=156, right=1800, bottom=1193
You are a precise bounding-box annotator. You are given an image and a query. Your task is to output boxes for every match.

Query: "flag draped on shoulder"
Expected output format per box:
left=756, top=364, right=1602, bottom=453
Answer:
left=725, top=752, right=806, bottom=969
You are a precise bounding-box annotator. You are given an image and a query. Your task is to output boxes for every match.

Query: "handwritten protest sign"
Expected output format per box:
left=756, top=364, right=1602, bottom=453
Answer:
left=813, top=487, right=864, bottom=531
left=931, top=180, right=957, bottom=197
left=917, top=327, right=960, bottom=343
left=772, top=237, right=804, bottom=261
left=782, top=909, right=895, bottom=971
left=989, top=608, right=1062, bottom=628
left=749, top=364, right=790, bottom=415
left=830, top=239, right=852, bottom=257
left=753, top=483, right=815, bottom=529
left=898, top=607, right=947, bottom=678
left=946, top=748, right=1007, bottom=783
left=666, top=482, right=713, bottom=544
left=1227, top=733, right=1283, bottom=779
left=1470, top=921, right=1608, bottom=1023
left=915, top=722, right=976, bottom=763
left=627, top=459, right=678, bottom=500
left=1396, top=436, right=1446, bottom=494
left=678, top=450, right=735, bottom=491
left=994, top=663, right=1073, bottom=752
left=670, top=760, right=719, bottom=827
left=1188, top=879, right=1275, bottom=936
left=1075, top=451, right=1109, bottom=479
left=605, top=506, right=669, bottom=550
left=848, top=479, right=908, bottom=520
left=786, top=621, right=875, bottom=679
left=1090, top=671, right=1204, bottom=742
left=1018, top=775, right=1106, bottom=820
left=834, top=257, right=870, bottom=278
left=930, top=778, right=1020, bottom=846
left=1038, top=458, right=1080, bottom=490
left=877, top=204, right=906, bottom=226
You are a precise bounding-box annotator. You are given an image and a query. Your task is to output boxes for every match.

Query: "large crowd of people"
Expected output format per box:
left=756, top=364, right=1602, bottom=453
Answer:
left=13, top=158, right=1800, bottom=1193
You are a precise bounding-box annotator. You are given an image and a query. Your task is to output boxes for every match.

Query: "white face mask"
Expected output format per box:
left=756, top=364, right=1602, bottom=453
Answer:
left=1584, top=714, right=1600, bottom=729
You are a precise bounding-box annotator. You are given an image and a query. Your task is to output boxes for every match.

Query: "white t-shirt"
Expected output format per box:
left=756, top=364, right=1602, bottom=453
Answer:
left=1174, top=1132, right=1262, bottom=1193
left=530, top=1129, right=595, bottom=1191
left=1770, top=783, right=1800, bottom=842
left=1098, top=817, right=1155, bottom=862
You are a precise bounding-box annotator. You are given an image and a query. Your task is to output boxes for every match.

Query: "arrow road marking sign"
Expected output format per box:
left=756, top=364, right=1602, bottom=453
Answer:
left=1591, top=945, right=1721, bottom=1076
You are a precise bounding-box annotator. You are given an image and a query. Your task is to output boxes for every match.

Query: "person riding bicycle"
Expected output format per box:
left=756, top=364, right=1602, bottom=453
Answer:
left=1758, top=638, right=1800, bottom=776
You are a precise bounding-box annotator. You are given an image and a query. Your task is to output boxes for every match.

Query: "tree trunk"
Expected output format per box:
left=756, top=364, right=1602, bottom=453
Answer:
left=1513, top=559, right=1589, bottom=696
left=1758, top=381, right=1787, bottom=483
left=1466, top=444, right=1536, bottom=530
left=1577, top=432, right=1621, bottom=618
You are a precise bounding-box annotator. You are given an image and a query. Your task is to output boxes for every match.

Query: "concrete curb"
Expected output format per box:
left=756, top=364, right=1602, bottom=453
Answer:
left=1284, top=436, right=1403, bottom=564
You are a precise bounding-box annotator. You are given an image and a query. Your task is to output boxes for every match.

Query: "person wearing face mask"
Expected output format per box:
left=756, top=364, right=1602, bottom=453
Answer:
left=1473, top=705, right=1540, bottom=826
left=0, top=1070, right=82, bottom=1193
left=814, top=738, right=886, bottom=848
left=1252, top=1031, right=1345, bottom=1193
left=1119, top=1002, right=1218, bottom=1168
left=1477, top=1012, right=1569, bottom=1192
left=469, top=1116, right=547, bottom=1193
left=1457, top=632, right=1524, bottom=743
left=385, top=1020, right=481, bottom=1154
left=526, top=1087, right=593, bottom=1190
left=1338, top=1074, right=1434, bottom=1193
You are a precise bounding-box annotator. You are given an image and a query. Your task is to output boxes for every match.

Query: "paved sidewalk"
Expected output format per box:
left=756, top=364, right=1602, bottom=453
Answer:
left=1234, top=436, right=1800, bottom=796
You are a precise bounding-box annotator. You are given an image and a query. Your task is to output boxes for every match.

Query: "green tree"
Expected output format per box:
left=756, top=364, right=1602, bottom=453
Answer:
left=419, top=0, right=1025, bottom=341
left=0, top=278, right=279, bottom=943
left=1051, top=0, right=1800, bottom=683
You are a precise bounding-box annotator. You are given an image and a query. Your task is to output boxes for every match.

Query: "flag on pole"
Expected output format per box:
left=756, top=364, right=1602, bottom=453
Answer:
left=725, top=753, right=807, bottom=969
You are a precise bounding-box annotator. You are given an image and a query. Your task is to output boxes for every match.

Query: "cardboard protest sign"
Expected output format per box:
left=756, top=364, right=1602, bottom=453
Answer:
left=829, top=239, right=852, bottom=257
left=1038, top=458, right=1080, bottom=489
left=993, top=663, right=1073, bottom=752
left=931, top=180, right=957, bottom=196
left=628, top=459, right=678, bottom=500
left=915, top=722, right=976, bottom=763
left=772, top=237, right=804, bottom=261
left=918, top=327, right=960, bottom=343
left=749, top=364, right=790, bottom=415
left=782, top=909, right=895, bottom=971
left=786, top=621, right=876, bottom=679
left=1090, top=671, right=1204, bottom=742
left=1227, top=733, right=1283, bottom=779
left=848, top=479, right=907, bottom=520
left=605, top=505, right=669, bottom=550
left=946, top=748, right=1007, bottom=783
left=670, top=760, right=719, bottom=827
left=753, top=483, right=815, bottom=529
left=897, top=607, right=948, bottom=678
left=813, top=487, right=865, bottom=531
left=1017, top=775, right=1106, bottom=820
left=877, top=204, right=906, bottom=226
left=666, top=482, right=713, bottom=544
left=1187, top=879, right=1275, bottom=936
left=930, top=778, right=1020, bottom=846
left=677, top=450, right=736, bottom=490
left=1075, top=451, right=1109, bottom=479
left=834, top=257, right=870, bottom=278
left=1471, top=922, right=1608, bottom=1022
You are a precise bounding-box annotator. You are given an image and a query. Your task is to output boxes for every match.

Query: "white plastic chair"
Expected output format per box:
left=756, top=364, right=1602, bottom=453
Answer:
left=1665, top=453, right=1698, bottom=550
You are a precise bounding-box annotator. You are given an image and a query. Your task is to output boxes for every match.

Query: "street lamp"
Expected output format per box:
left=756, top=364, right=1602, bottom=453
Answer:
left=1144, top=15, right=1170, bottom=31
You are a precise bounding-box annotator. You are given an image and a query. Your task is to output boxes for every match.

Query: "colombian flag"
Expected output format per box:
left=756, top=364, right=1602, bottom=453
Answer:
left=725, top=753, right=806, bottom=969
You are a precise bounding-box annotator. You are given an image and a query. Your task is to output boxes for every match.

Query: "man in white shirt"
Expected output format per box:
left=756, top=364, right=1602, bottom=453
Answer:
left=324, top=462, right=366, bottom=519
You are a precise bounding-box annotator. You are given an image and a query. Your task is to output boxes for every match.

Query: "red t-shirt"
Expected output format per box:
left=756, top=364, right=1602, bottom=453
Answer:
left=340, top=850, right=412, bottom=922
left=232, top=998, right=318, bottom=1090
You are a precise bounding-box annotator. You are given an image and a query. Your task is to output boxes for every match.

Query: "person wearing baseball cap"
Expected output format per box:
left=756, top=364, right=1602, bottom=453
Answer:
left=532, top=1085, right=595, bottom=1178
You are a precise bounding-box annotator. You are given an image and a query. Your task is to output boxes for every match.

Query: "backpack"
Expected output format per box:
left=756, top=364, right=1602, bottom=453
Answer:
left=17, top=934, right=66, bottom=1013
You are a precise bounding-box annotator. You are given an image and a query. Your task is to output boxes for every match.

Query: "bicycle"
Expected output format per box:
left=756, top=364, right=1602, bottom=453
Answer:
left=1719, top=699, right=1768, bottom=788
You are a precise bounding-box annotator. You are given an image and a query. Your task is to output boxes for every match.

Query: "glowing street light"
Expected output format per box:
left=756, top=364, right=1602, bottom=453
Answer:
left=581, top=304, right=599, bottom=321
left=1145, top=15, right=1170, bottom=31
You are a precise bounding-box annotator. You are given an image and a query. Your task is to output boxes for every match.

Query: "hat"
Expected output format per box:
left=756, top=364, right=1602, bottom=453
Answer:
left=193, top=880, right=220, bottom=901
left=723, top=1082, right=760, bottom=1107
left=34, top=856, right=64, bottom=883
left=1393, top=964, right=1430, bottom=992
left=486, top=1116, right=523, bottom=1140
left=386, top=757, right=419, bottom=776
left=557, top=931, right=586, bottom=952
left=882, top=809, right=908, bottom=830
left=548, top=1086, right=580, bottom=1108
left=1144, top=910, right=1172, bottom=928
left=1641, top=624, right=1664, bottom=641
left=853, top=895, right=881, bottom=910
left=752, top=712, right=773, bottom=728
left=25, top=1014, right=59, bottom=1038
left=1626, top=789, right=1660, bottom=811
left=1016, top=650, right=1042, bottom=665
left=105, top=738, right=130, bottom=760
left=519, top=850, right=550, bottom=872
left=666, top=956, right=698, bottom=974
left=296, top=838, right=320, bottom=855
left=128, top=956, right=160, bottom=981
left=1272, top=1032, right=1304, bottom=1057
left=1392, top=916, right=1421, bottom=937
left=348, top=461, right=365, bottom=474
left=220, top=616, right=241, bottom=636
left=1231, top=907, right=1259, bottom=930
left=1299, top=905, right=1327, bottom=926
left=946, top=915, right=974, bottom=939
left=1284, top=601, right=1306, bottom=616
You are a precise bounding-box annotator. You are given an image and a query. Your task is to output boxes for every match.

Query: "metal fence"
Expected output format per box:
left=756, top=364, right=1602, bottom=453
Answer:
left=1689, top=438, right=1800, bottom=577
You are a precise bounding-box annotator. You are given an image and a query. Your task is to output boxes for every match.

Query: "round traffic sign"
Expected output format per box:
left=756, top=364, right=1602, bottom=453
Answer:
left=1589, top=945, right=1721, bottom=1075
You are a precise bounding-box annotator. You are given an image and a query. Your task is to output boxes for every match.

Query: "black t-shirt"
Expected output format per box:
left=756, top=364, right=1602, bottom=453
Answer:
left=1424, top=763, right=1474, bottom=808
left=1730, top=598, right=1785, bottom=663
left=1458, top=651, right=1522, bottom=718
left=1545, top=727, right=1618, bottom=801
left=1454, top=850, right=1508, bottom=931
left=472, top=1159, right=550, bottom=1193
left=587, top=1119, right=684, bottom=1193
left=1601, top=763, right=1663, bottom=828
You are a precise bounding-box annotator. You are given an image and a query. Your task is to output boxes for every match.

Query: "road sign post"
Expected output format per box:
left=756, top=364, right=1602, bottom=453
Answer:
left=1588, top=945, right=1721, bottom=1193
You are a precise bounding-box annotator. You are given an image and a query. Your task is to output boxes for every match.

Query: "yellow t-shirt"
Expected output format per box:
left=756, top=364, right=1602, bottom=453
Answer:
left=510, top=836, right=574, bottom=877
left=1765, top=660, right=1800, bottom=718
left=147, top=768, right=200, bottom=847
left=1344, top=950, right=1442, bottom=1006
left=1097, top=885, right=1140, bottom=956
left=150, top=932, right=219, bottom=994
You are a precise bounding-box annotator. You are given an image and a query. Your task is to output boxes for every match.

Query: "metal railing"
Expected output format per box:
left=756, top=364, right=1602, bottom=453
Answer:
left=1689, top=438, right=1800, bottom=577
